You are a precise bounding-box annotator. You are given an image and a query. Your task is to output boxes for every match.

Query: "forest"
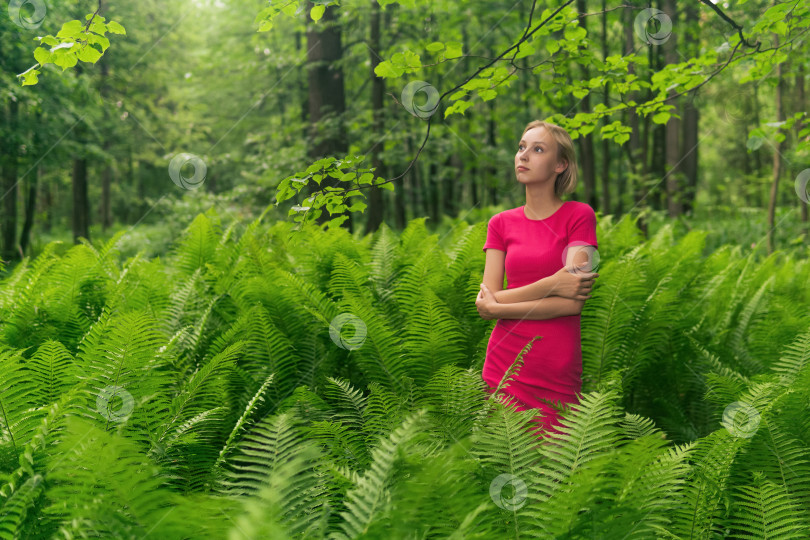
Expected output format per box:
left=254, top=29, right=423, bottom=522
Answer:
left=1, top=0, right=809, bottom=538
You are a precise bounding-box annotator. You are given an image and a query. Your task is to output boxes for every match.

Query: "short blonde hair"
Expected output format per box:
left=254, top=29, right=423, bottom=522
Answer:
left=521, top=120, right=578, bottom=197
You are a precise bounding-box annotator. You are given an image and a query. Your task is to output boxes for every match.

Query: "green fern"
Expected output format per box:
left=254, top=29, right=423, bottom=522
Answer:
left=726, top=471, right=808, bottom=538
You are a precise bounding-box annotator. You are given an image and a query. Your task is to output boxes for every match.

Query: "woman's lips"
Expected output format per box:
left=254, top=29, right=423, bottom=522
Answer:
left=516, top=167, right=529, bottom=171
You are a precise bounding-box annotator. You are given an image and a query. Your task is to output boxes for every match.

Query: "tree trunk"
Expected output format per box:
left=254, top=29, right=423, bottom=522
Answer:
left=663, top=0, right=682, bottom=218
left=600, top=0, right=611, bottom=215
left=305, top=1, right=352, bottom=231
left=100, top=60, right=113, bottom=231
left=72, top=157, right=90, bottom=244
left=767, top=34, right=783, bottom=254
left=796, top=62, right=807, bottom=234
left=20, top=164, right=38, bottom=256
left=575, top=0, right=596, bottom=208
left=681, top=2, right=699, bottom=216
left=366, top=0, right=385, bottom=233
left=1, top=99, right=20, bottom=262
left=624, top=0, right=646, bottom=234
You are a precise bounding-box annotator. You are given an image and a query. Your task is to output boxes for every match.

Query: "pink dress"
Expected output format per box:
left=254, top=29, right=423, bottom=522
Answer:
left=481, top=201, right=598, bottom=437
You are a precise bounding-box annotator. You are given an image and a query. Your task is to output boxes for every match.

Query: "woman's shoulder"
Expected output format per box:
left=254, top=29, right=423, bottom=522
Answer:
left=565, top=200, right=595, bottom=211
left=564, top=200, right=597, bottom=218
left=488, top=206, right=523, bottom=221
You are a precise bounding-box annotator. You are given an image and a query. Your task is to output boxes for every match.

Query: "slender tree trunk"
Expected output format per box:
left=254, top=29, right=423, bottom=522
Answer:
left=600, top=0, right=611, bottom=215
left=663, top=0, right=682, bottom=217
left=366, top=0, right=385, bottom=233
left=407, top=134, right=420, bottom=224
left=624, top=0, right=646, bottom=234
left=20, top=164, right=38, bottom=256
left=99, top=60, right=113, bottom=231
left=72, top=157, right=90, bottom=244
left=487, top=101, right=498, bottom=207
left=681, top=2, right=699, bottom=216
left=1, top=99, right=20, bottom=262
left=428, top=162, right=439, bottom=224
left=575, top=0, right=596, bottom=208
left=797, top=63, right=808, bottom=233
left=767, top=34, right=784, bottom=254
left=305, top=1, right=352, bottom=231
left=443, top=155, right=459, bottom=217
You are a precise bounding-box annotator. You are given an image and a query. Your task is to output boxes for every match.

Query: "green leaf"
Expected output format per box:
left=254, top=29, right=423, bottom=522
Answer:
left=514, top=40, right=536, bottom=59
left=746, top=136, right=764, bottom=151
left=34, top=47, right=51, bottom=65
left=21, top=68, right=40, bottom=86
left=349, top=200, right=367, bottom=212
left=88, top=34, right=110, bottom=51
left=426, top=41, right=444, bottom=52
left=89, top=20, right=106, bottom=35
left=445, top=41, right=463, bottom=59
left=56, top=20, right=83, bottom=39
left=374, top=61, right=401, bottom=79
left=546, top=40, right=560, bottom=54
left=107, top=21, right=126, bottom=35
left=652, top=112, right=670, bottom=124
left=78, top=45, right=102, bottom=64
left=310, top=5, right=325, bottom=21
left=444, top=100, right=473, bottom=117
left=53, top=51, right=78, bottom=70
left=40, top=35, right=58, bottom=46
left=564, top=25, right=587, bottom=42
left=572, top=88, right=588, bottom=99
left=477, top=88, right=497, bottom=101
left=281, top=2, right=300, bottom=16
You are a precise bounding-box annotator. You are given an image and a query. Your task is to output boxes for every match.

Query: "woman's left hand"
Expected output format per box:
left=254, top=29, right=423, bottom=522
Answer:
left=476, top=283, right=500, bottom=320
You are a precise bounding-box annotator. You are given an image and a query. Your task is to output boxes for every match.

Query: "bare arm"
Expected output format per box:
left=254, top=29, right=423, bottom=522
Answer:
left=482, top=248, right=560, bottom=304
left=493, top=275, right=559, bottom=304
left=478, top=245, right=597, bottom=320
left=494, top=296, right=583, bottom=320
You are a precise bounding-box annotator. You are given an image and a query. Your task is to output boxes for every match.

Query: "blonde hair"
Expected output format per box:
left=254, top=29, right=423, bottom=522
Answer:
left=521, top=120, right=578, bottom=197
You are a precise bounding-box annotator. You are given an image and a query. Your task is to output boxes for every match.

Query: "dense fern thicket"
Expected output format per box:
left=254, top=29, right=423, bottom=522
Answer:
left=1, top=207, right=809, bottom=538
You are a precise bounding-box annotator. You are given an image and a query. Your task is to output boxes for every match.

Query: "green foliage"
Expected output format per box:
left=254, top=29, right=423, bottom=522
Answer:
left=19, top=13, right=126, bottom=86
left=0, top=207, right=808, bottom=536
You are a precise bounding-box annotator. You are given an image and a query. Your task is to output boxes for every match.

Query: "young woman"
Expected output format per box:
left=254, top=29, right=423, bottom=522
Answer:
left=475, top=119, right=599, bottom=438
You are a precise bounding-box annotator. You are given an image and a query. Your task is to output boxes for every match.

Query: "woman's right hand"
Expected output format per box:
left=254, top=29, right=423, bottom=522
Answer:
left=552, top=264, right=599, bottom=300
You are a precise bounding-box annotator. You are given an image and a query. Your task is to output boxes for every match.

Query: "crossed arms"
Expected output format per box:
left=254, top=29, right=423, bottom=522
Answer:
left=475, top=246, right=598, bottom=321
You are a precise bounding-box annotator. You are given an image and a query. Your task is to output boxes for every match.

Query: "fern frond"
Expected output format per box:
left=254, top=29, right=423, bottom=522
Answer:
left=209, top=372, right=275, bottom=482
left=219, top=411, right=323, bottom=498
left=0, top=474, right=43, bottom=540
left=172, top=210, right=222, bottom=276
left=401, top=288, right=466, bottom=385
left=25, top=340, right=78, bottom=407
left=772, top=326, right=810, bottom=387
left=156, top=341, right=243, bottom=444
left=726, top=471, right=808, bottom=539
left=334, top=409, right=429, bottom=539
left=532, top=390, right=623, bottom=501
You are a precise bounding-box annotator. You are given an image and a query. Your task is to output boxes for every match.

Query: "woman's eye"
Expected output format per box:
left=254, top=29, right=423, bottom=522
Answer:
left=518, top=145, right=525, bottom=151
left=534, top=147, right=543, bottom=152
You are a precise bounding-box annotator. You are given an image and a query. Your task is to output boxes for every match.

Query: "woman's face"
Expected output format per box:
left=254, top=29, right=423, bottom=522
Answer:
left=514, top=126, right=567, bottom=185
